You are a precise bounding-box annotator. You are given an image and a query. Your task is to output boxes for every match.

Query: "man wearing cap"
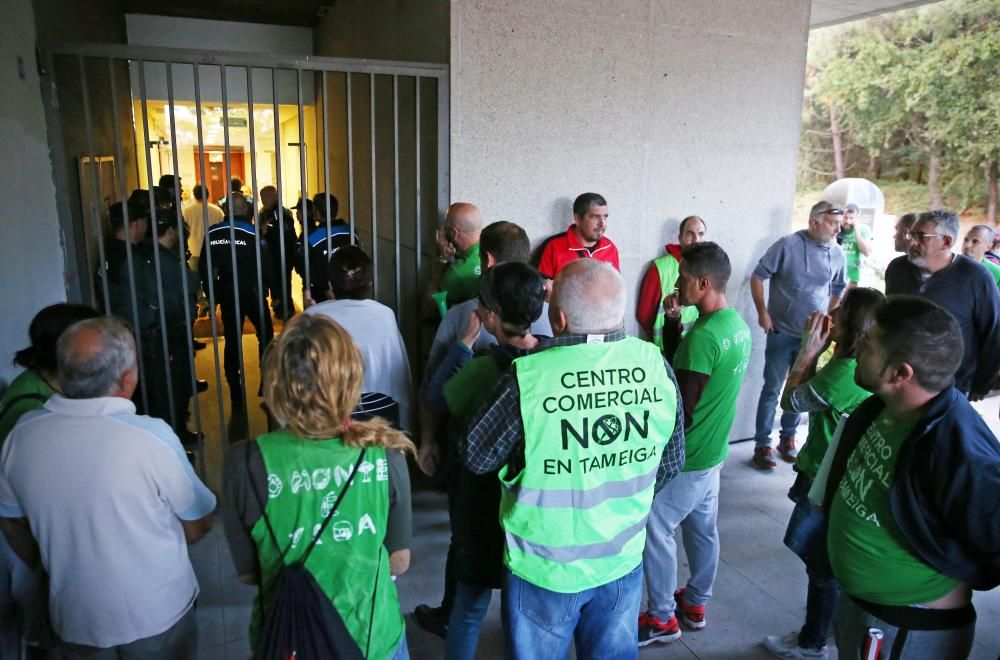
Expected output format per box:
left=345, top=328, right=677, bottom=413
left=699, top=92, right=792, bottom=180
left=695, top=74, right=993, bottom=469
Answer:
left=151, top=209, right=202, bottom=445
left=296, top=192, right=356, bottom=305
left=636, top=215, right=706, bottom=348
left=536, top=193, right=620, bottom=279
left=433, top=203, right=483, bottom=308
left=464, top=259, right=684, bottom=659
left=200, top=193, right=275, bottom=409
left=750, top=201, right=846, bottom=469
left=838, top=203, right=871, bottom=288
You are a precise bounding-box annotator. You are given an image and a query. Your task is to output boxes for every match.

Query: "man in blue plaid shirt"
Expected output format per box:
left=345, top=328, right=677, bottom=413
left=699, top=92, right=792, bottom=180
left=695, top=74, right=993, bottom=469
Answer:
left=462, top=259, right=685, bottom=659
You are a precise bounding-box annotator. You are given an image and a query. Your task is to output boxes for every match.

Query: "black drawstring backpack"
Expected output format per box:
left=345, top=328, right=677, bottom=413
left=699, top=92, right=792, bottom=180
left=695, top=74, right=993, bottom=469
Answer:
left=249, top=444, right=378, bottom=660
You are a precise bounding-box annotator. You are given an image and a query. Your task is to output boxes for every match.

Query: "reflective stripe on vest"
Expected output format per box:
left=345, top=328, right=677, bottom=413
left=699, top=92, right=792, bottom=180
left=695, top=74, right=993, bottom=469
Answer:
left=503, top=337, right=677, bottom=593
left=505, top=514, right=650, bottom=563
left=652, top=254, right=699, bottom=349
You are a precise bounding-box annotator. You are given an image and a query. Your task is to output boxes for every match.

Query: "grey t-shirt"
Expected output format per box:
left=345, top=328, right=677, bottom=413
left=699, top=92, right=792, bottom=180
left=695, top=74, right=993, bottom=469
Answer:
left=753, top=230, right=846, bottom=335
left=424, top=299, right=553, bottom=384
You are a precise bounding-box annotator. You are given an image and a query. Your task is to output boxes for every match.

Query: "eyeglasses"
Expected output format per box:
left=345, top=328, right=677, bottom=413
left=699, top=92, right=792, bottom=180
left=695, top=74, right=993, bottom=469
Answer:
left=904, top=232, right=941, bottom=242
left=821, top=209, right=844, bottom=217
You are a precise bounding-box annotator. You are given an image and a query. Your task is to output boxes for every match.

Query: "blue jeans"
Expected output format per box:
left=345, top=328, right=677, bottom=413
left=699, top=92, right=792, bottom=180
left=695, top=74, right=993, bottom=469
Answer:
left=446, top=582, right=494, bottom=659
left=502, top=564, right=643, bottom=660
left=642, top=464, right=721, bottom=619
left=754, top=331, right=802, bottom=447
left=784, top=473, right=840, bottom=650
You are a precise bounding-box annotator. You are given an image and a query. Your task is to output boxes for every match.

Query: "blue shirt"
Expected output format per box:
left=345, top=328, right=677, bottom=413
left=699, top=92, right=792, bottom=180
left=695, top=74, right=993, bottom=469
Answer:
left=753, top=230, right=846, bottom=335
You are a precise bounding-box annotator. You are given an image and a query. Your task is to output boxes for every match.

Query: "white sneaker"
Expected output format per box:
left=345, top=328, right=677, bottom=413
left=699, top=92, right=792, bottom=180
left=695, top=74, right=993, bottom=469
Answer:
left=763, top=633, right=828, bottom=659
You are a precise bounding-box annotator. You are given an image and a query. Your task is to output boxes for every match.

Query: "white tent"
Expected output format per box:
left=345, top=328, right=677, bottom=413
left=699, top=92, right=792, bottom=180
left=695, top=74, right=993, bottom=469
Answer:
left=821, top=177, right=885, bottom=223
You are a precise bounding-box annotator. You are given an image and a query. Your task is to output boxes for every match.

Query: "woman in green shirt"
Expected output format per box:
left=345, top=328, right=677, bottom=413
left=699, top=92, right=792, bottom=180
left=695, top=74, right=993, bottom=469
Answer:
left=223, top=314, right=415, bottom=659
left=0, top=302, right=97, bottom=658
left=764, top=287, right=883, bottom=660
left=0, top=304, right=99, bottom=443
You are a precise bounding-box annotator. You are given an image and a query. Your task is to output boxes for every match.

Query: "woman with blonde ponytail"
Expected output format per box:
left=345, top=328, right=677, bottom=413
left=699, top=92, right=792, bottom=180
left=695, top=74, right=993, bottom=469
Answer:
left=223, top=313, right=414, bottom=659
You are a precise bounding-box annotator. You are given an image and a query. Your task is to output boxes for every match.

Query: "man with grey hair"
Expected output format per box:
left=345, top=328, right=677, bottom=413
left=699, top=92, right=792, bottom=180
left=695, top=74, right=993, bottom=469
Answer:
left=961, top=224, right=1000, bottom=288
left=886, top=210, right=1000, bottom=400
left=750, top=201, right=846, bottom=468
left=0, top=317, right=215, bottom=659
left=463, top=259, right=685, bottom=659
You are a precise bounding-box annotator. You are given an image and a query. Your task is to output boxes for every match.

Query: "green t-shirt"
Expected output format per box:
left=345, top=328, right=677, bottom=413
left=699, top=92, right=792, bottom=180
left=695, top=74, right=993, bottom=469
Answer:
left=440, top=242, right=482, bottom=306
left=0, top=369, right=54, bottom=446
left=841, top=224, right=872, bottom=282
left=673, top=308, right=752, bottom=471
left=980, top=258, right=1000, bottom=289
left=443, top=354, right=502, bottom=421
left=828, top=411, right=958, bottom=605
left=795, top=357, right=871, bottom=480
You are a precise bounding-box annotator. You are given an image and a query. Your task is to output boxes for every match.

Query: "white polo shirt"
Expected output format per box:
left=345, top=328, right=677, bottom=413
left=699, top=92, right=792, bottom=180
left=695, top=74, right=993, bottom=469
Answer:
left=0, top=395, right=216, bottom=648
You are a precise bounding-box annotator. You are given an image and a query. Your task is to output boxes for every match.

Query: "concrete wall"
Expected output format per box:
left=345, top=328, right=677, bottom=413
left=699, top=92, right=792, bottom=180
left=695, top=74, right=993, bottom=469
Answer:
left=0, top=0, right=70, bottom=386
left=450, top=0, right=812, bottom=439
left=313, top=0, right=448, bottom=64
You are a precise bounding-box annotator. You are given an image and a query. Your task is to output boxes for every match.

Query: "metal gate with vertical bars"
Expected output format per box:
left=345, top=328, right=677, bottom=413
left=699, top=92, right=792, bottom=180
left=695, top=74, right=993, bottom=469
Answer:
left=38, top=42, right=448, bottom=484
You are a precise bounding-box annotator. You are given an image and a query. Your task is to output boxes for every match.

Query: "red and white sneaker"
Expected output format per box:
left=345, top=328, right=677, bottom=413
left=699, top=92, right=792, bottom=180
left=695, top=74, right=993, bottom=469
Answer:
left=674, top=588, right=706, bottom=630
left=638, top=611, right=681, bottom=646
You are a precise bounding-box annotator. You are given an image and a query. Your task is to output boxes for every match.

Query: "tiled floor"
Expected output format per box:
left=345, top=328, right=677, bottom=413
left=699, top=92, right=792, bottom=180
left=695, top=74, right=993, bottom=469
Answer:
left=189, top=396, right=1000, bottom=660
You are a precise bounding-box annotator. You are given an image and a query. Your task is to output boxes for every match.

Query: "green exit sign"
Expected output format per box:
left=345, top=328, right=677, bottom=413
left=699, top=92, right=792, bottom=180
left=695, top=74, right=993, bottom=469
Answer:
left=219, top=117, right=248, bottom=128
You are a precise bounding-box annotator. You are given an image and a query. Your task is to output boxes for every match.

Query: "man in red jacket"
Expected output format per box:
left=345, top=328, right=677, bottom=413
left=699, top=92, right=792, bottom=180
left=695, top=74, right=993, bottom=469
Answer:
left=536, top=192, right=620, bottom=279
left=636, top=216, right=706, bottom=348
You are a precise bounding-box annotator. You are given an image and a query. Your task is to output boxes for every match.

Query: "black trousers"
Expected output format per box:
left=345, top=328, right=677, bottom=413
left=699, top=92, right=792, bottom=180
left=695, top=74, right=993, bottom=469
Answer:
left=219, top=292, right=273, bottom=402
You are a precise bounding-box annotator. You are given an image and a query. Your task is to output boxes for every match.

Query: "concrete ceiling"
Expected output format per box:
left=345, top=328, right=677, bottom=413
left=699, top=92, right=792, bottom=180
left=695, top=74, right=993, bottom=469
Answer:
left=123, top=0, right=942, bottom=31
left=810, top=0, right=941, bottom=28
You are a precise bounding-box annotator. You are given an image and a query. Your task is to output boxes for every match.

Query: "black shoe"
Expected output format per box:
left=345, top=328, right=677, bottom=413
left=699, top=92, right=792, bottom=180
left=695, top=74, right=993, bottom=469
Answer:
left=196, top=379, right=209, bottom=393
left=414, top=604, right=448, bottom=640
left=193, top=339, right=207, bottom=351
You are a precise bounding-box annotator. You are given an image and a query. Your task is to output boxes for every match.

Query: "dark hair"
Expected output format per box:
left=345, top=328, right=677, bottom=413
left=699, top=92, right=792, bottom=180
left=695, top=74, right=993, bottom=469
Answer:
left=573, top=192, right=607, bottom=218
left=108, top=200, right=148, bottom=232
left=873, top=295, right=963, bottom=392
left=313, top=193, right=340, bottom=220
left=480, top=221, right=530, bottom=267
left=897, top=212, right=918, bottom=229
left=153, top=186, right=173, bottom=208
left=158, top=174, right=178, bottom=189
left=679, top=215, right=706, bottom=235
left=193, top=184, right=205, bottom=201
left=230, top=177, right=243, bottom=193
left=14, top=303, right=100, bottom=373
left=680, top=242, right=731, bottom=292
left=126, top=189, right=152, bottom=218
left=328, top=246, right=373, bottom=300
left=834, top=287, right=884, bottom=358
left=154, top=208, right=178, bottom=236
left=844, top=203, right=859, bottom=213
left=479, top=262, right=545, bottom=337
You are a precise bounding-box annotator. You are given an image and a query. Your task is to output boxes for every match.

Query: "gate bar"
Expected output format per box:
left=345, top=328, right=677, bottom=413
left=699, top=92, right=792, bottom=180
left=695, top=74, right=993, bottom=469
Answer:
left=77, top=55, right=111, bottom=313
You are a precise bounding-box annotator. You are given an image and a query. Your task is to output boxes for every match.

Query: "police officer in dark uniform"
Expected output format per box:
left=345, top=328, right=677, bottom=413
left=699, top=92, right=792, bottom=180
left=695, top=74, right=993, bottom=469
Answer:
left=199, top=192, right=275, bottom=409
left=295, top=192, right=357, bottom=303
left=258, top=185, right=298, bottom=319
left=153, top=208, right=203, bottom=444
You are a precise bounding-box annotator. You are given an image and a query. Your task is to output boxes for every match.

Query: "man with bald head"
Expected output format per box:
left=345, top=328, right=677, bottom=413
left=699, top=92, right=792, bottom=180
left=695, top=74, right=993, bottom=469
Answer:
left=0, top=317, right=215, bottom=658
left=636, top=215, right=707, bottom=347
left=464, top=259, right=685, bottom=659
left=961, top=224, right=1000, bottom=288
left=435, top=202, right=483, bottom=307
